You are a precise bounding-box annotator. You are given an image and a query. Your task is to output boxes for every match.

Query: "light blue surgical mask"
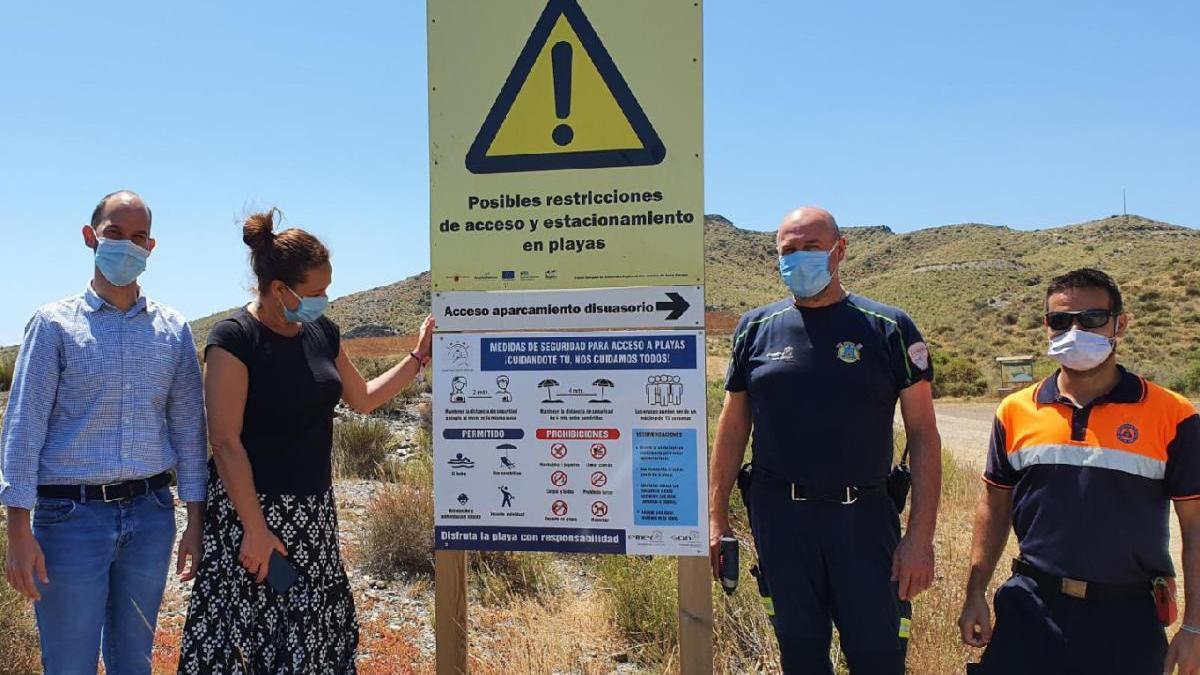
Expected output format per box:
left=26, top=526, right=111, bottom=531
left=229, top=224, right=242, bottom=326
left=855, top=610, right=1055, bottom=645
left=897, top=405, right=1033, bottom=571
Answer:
left=779, top=248, right=834, bottom=299
left=94, top=238, right=150, bottom=287
left=281, top=286, right=329, bottom=323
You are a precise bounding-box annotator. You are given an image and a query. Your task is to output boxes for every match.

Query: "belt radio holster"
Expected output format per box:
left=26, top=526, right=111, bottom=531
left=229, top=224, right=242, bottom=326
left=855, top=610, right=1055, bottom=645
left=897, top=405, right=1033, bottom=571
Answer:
left=1154, top=577, right=1178, bottom=626
left=736, top=464, right=774, bottom=622
left=887, top=446, right=912, bottom=513
left=750, top=564, right=775, bottom=625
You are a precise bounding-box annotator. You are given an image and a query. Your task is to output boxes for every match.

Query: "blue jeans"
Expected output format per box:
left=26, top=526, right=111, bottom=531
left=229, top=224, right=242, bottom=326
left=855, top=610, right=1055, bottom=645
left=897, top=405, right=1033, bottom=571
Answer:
left=32, top=486, right=177, bottom=675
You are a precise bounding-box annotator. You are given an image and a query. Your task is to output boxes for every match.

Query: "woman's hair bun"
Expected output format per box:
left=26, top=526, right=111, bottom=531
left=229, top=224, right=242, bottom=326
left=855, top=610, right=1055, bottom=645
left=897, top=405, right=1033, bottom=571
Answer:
left=242, top=209, right=279, bottom=253
left=241, top=207, right=330, bottom=290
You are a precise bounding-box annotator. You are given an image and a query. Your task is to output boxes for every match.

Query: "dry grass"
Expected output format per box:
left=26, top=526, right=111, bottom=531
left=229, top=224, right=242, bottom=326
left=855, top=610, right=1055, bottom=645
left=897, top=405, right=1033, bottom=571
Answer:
left=0, top=405, right=41, bottom=675
left=361, top=483, right=435, bottom=579
left=593, top=555, right=680, bottom=664
left=333, top=416, right=395, bottom=480
left=469, top=551, right=560, bottom=606
left=344, top=336, right=418, bottom=360
left=0, top=528, right=41, bottom=675
left=468, top=590, right=627, bottom=675
left=713, top=538, right=781, bottom=673
left=906, top=450, right=1017, bottom=674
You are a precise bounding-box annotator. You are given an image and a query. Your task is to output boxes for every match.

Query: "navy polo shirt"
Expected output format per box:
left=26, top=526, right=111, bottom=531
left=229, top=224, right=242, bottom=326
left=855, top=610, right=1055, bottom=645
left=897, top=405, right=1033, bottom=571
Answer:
left=985, top=368, right=1200, bottom=584
left=725, top=294, right=933, bottom=486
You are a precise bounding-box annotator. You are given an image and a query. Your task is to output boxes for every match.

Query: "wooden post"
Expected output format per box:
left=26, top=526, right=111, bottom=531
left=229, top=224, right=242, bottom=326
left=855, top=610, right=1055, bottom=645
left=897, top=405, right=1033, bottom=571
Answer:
left=677, top=555, right=714, bottom=674
left=435, top=550, right=469, bottom=675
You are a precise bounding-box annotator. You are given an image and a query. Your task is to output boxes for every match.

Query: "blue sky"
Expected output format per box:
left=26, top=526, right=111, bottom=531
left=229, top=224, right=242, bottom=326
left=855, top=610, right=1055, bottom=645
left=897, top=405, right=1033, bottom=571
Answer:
left=0, top=0, right=1196, bottom=345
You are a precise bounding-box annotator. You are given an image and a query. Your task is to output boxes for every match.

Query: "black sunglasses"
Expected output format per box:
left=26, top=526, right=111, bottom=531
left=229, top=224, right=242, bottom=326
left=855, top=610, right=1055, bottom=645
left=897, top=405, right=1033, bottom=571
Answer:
left=1045, top=309, right=1115, bottom=332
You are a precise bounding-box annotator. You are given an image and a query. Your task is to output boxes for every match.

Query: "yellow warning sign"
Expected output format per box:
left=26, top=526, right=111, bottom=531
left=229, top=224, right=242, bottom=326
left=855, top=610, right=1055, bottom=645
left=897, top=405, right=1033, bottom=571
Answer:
left=465, top=0, right=665, bottom=173
left=429, top=0, right=702, bottom=292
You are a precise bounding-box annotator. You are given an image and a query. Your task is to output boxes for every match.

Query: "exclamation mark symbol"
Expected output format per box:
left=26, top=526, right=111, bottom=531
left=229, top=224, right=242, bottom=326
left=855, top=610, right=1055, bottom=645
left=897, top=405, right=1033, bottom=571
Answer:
left=551, top=41, right=573, bottom=146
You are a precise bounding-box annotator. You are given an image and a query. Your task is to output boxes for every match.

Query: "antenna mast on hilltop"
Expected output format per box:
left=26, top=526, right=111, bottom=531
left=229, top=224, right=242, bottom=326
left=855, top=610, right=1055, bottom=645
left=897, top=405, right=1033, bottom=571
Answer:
left=1123, top=188, right=1128, bottom=223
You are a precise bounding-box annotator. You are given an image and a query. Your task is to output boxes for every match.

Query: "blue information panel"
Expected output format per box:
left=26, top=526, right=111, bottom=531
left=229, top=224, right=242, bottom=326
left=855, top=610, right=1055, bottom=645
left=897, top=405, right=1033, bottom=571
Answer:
left=480, top=335, right=697, bottom=371
left=433, top=331, right=708, bottom=555
left=633, top=429, right=699, bottom=527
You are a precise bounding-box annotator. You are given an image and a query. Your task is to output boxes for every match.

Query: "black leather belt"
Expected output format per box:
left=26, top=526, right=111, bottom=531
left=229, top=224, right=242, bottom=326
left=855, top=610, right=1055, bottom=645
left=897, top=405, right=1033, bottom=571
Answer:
left=789, top=483, right=888, bottom=504
left=37, top=471, right=174, bottom=503
left=748, top=466, right=887, bottom=504
left=1011, top=559, right=1152, bottom=601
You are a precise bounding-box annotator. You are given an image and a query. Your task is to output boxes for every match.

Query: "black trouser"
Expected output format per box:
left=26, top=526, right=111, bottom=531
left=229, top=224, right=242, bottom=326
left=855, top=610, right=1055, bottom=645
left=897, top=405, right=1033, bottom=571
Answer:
left=969, top=572, right=1166, bottom=675
left=748, top=481, right=910, bottom=674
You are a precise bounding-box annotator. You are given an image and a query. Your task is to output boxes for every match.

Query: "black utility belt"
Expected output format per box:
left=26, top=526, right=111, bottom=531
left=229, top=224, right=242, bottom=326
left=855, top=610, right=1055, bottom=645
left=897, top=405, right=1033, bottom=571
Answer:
left=1012, top=558, right=1153, bottom=601
left=788, top=483, right=888, bottom=504
left=38, top=471, right=174, bottom=503
left=751, top=469, right=887, bottom=504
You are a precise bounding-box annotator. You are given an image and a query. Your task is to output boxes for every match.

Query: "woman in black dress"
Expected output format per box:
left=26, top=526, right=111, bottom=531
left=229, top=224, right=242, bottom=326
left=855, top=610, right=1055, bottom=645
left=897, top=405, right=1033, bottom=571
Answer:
left=178, top=210, right=433, bottom=674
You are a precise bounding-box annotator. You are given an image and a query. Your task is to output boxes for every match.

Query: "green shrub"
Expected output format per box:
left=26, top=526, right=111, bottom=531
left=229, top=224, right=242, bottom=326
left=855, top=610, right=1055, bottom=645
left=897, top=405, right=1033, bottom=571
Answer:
left=931, top=353, right=988, bottom=398
left=394, top=447, right=433, bottom=490
left=351, top=356, right=391, bottom=381
left=0, top=354, right=14, bottom=393
left=378, top=377, right=432, bottom=413
left=348, top=357, right=432, bottom=412
left=332, top=416, right=394, bottom=479
left=360, top=483, right=434, bottom=578
left=1171, top=357, right=1200, bottom=394
left=592, top=549, right=781, bottom=669
left=594, top=555, right=679, bottom=662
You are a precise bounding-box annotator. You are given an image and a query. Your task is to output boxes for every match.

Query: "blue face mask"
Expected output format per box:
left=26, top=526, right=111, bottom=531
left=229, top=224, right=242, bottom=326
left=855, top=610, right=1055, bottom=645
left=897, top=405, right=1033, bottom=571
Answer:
left=282, top=286, right=329, bottom=323
left=779, top=248, right=834, bottom=298
left=94, top=238, right=150, bottom=287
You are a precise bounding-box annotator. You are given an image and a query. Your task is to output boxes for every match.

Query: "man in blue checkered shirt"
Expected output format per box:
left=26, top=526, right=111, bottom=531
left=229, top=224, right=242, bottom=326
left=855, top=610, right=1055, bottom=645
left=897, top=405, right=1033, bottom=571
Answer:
left=1, top=190, right=207, bottom=674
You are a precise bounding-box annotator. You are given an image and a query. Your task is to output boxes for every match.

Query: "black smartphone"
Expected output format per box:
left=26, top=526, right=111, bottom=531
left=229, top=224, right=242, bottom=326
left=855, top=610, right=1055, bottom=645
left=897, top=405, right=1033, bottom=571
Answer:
left=265, top=550, right=298, bottom=594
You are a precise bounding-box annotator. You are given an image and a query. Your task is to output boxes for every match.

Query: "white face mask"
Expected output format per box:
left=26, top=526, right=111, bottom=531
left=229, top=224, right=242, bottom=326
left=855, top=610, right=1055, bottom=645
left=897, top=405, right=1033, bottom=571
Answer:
left=1047, top=328, right=1115, bottom=372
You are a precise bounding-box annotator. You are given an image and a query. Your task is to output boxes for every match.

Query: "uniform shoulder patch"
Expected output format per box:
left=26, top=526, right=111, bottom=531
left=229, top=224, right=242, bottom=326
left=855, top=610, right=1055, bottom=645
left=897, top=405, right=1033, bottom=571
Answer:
left=907, top=341, right=930, bottom=371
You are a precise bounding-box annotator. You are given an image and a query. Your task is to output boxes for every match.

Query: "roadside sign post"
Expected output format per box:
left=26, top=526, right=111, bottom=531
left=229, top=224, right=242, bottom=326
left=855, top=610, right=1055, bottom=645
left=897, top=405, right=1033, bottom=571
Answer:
left=428, top=1, right=707, bottom=671
left=433, top=550, right=469, bottom=674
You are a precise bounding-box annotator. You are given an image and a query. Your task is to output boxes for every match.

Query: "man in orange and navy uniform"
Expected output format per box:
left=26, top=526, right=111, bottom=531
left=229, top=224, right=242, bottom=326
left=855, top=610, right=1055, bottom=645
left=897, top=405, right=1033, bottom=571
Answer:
left=958, top=268, right=1200, bottom=675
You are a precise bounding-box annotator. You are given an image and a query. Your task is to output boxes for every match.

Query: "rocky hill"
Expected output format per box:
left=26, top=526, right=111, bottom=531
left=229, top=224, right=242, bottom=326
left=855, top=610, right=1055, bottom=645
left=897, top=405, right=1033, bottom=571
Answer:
left=190, top=214, right=1200, bottom=386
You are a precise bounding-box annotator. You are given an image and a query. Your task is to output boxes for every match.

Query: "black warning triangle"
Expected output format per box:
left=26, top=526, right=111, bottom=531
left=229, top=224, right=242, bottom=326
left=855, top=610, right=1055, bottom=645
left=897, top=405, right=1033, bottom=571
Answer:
left=465, top=0, right=666, bottom=174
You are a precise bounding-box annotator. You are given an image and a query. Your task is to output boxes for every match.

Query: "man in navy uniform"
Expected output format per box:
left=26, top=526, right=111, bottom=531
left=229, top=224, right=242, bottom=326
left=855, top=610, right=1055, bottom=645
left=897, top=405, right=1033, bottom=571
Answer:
left=709, top=206, right=942, bottom=673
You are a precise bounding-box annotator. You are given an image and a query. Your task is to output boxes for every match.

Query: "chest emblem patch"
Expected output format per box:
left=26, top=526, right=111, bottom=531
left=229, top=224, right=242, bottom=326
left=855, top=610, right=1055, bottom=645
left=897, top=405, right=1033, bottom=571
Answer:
left=767, top=346, right=795, bottom=362
left=1116, top=423, right=1139, bottom=445
left=836, top=342, right=863, bottom=364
